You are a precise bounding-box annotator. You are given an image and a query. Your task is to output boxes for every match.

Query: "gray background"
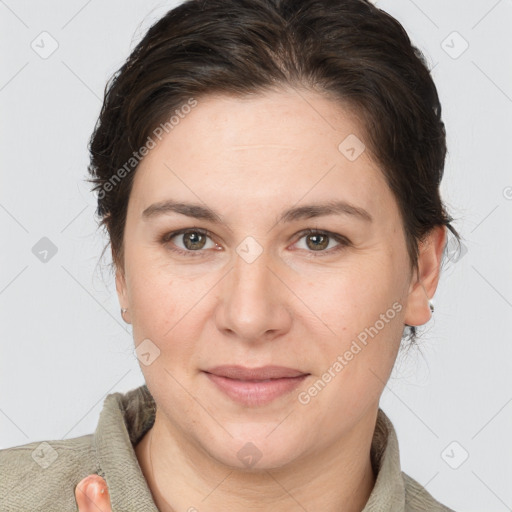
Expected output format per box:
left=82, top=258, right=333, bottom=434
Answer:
left=1, top=1, right=511, bottom=510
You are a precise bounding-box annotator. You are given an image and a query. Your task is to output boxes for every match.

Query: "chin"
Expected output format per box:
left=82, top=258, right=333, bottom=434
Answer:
left=200, top=423, right=308, bottom=472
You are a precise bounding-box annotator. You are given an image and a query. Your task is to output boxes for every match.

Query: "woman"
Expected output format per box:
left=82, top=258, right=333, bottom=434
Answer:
left=0, top=0, right=461, bottom=510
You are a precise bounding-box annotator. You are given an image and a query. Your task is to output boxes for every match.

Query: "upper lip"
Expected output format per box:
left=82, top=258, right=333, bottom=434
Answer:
left=204, top=365, right=308, bottom=380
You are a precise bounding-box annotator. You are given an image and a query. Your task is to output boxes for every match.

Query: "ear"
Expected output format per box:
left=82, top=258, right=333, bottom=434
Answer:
left=403, top=225, right=446, bottom=327
left=115, top=263, right=131, bottom=324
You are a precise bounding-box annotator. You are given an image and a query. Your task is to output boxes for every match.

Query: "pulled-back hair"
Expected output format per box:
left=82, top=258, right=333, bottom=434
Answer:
left=87, top=0, right=461, bottom=344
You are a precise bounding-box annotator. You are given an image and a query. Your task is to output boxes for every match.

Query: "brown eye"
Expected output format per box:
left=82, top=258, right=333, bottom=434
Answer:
left=161, top=228, right=218, bottom=255
left=305, top=233, right=329, bottom=251
left=181, top=231, right=207, bottom=250
left=293, top=229, right=350, bottom=256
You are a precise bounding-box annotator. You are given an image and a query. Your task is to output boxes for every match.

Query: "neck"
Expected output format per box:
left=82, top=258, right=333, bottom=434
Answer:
left=135, top=408, right=378, bottom=512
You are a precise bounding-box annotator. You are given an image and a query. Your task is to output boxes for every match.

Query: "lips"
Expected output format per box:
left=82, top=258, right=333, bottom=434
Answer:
left=204, top=365, right=307, bottom=380
left=203, top=365, right=310, bottom=406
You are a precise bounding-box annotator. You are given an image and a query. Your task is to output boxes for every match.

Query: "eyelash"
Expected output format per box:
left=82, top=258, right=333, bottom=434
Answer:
left=159, top=228, right=350, bottom=258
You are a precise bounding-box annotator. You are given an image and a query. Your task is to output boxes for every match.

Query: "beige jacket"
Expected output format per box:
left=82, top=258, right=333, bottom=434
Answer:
left=0, top=385, right=455, bottom=511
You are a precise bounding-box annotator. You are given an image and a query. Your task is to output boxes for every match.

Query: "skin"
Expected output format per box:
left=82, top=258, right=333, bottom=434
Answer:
left=77, top=88, right=445, bottom=512
left=75, top=475, right=110, bottom=511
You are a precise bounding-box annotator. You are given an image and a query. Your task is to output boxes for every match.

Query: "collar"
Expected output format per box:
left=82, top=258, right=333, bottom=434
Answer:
left=93, top=385, right=406, bottom=511
left=94, top=385, right=158, bottom=510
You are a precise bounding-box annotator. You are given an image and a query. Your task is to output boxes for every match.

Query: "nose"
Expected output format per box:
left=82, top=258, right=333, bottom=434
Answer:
left=214, top=247, right=292, bottom=343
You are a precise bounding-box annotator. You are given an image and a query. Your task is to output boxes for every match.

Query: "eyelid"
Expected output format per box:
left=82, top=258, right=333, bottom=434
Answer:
left=161, top=226, right=213, bottom=242
left=290, top=228, right=351, bottom=255
left=159, top=227, right=350, bottom=257
left=160, top=227, right=221, bottom=256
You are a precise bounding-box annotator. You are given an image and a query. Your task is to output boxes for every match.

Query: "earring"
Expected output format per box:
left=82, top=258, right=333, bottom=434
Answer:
left=429, top=300, right=434, bottom=314
left=121, top=307, right=129, bottom=322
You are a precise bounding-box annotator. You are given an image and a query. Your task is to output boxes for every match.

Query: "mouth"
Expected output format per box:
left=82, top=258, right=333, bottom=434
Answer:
left=203, top=365, right=310, bottom=406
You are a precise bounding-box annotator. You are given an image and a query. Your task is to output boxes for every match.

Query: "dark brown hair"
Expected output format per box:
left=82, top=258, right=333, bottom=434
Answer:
left=87, top=0, right=461, bottom=343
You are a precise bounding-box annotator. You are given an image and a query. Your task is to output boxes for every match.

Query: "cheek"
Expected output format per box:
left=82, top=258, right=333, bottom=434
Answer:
left=298, top=260, right=405, bottom=340
left=294, top=255, right=406, bottom=399
left=125, top=255, right=219, bottom=360
left=128, top=272, right=200, bottom=391
left=125, top=257, right=183, bottom=341
left=295, top=265, right=405, bottom=426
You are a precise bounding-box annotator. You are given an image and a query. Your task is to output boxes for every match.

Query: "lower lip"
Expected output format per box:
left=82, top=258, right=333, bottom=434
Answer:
left=205, top=372, right=308, bottom=406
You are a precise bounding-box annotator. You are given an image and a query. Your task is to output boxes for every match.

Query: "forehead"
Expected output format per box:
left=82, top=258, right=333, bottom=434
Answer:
left=162, top=89, right=366, bottom=152
left=130, top=89, right=395, bottom=222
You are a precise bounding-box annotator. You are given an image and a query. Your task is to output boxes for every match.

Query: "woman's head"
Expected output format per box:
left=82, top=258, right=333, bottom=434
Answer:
left=86, top=0, right=458, bottom=471
left=89, top=0, right=457, bottom=274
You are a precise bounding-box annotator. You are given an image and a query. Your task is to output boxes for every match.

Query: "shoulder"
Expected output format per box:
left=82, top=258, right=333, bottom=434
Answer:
left=402, top=471, right=456, bottom=512
left=0, top=384, right=157, bottom=511
left=0, top=433, right=100, bottom=511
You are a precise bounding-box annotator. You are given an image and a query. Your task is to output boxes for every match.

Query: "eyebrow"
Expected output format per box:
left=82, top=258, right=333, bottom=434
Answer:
left=142, top=199, right=373, bottom=224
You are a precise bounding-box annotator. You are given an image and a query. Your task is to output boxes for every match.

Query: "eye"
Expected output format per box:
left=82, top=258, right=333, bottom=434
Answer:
left=159, top=227, right=350, bottom=258
left=160, top=228, right=220, bottom=256
left=293, top=229, right=350, bottom=256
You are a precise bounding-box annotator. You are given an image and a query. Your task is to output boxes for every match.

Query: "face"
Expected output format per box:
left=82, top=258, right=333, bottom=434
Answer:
left=116, top=88, right=432, bottom=470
